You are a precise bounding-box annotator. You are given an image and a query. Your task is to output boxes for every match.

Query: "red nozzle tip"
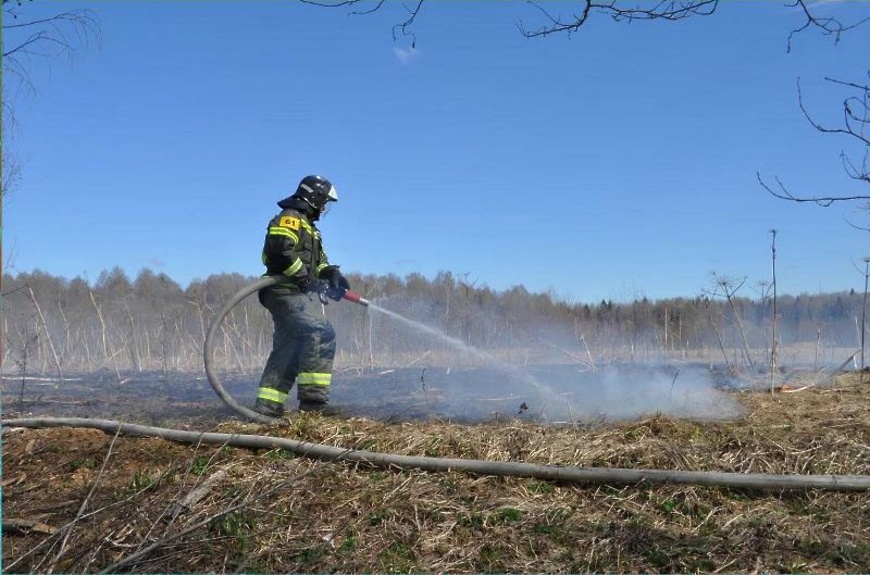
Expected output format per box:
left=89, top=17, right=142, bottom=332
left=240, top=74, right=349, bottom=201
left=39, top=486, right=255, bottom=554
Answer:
left=343, top=290, right=369, bottom=307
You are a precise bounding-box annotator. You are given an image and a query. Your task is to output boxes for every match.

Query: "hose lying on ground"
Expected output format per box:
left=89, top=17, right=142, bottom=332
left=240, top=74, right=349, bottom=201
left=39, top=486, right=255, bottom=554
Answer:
left=4, top=417, right=870, bottom=492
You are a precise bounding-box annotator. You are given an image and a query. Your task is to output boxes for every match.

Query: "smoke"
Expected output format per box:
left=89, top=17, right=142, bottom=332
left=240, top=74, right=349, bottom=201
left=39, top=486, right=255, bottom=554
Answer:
left=533, top=364, right=746, bottom=423
left=335, top=304, right=745, bottom=424
left=334, top=363, right=745, bottom=424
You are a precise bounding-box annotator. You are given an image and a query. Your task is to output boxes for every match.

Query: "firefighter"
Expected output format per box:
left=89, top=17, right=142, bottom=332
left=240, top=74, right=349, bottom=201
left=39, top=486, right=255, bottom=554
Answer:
left=254, top=175, right=351, bottom=417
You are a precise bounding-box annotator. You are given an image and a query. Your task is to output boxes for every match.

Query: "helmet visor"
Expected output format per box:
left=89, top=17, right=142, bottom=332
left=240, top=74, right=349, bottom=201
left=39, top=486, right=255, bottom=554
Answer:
left=320, top=184, right=338, bottom=217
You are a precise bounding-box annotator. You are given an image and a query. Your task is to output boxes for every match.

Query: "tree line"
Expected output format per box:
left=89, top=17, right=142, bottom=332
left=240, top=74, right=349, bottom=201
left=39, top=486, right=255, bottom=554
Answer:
left=1, top=266, right=865, bottom=380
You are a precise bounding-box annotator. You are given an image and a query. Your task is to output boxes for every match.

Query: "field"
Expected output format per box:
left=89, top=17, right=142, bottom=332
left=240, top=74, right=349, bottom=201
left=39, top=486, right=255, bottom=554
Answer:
left=1, top=367, right=868, bottom=573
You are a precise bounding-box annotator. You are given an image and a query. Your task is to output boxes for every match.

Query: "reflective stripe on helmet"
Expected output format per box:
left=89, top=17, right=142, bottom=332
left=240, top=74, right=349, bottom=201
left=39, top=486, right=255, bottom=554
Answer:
left=299, top=181, right=338, bottom=204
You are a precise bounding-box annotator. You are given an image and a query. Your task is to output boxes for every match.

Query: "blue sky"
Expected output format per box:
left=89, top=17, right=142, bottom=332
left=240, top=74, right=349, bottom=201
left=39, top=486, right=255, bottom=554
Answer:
left=3, top=1, right=869, bottom=304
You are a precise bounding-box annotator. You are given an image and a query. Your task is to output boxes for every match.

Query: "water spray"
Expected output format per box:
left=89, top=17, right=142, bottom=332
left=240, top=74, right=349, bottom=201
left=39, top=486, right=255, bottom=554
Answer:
left=366, top=302, right=575, bottom=420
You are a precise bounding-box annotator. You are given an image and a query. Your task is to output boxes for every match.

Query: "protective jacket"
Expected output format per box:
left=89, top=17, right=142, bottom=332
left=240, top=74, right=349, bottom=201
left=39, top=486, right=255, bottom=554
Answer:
left=261, top=196, right=332, bottom=292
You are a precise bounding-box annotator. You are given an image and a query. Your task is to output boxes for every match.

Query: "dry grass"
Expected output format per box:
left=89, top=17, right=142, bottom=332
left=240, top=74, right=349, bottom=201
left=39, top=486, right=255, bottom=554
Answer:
left=2, top=372, right=869, bottom=573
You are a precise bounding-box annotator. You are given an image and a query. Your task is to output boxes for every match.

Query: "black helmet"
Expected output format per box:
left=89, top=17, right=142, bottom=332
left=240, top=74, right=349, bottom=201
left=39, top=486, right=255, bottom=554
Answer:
left=277, top=175, right=339, bottom=220
left=294, top=175, right=338, bottom=210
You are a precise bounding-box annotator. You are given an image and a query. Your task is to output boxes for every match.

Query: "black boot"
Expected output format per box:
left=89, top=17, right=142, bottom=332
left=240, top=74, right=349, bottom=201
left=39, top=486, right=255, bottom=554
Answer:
left=253, top=397, right=285, bottom=417
left=298, top=401, right=342, bottom=417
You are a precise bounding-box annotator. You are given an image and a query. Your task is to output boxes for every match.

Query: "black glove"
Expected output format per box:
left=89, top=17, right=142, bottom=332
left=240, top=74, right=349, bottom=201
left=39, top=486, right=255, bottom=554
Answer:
left=321, top=266, right=350, bottom=300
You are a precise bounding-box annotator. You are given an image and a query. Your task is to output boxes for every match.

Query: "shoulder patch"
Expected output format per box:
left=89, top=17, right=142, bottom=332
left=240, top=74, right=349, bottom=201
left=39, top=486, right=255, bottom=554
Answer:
left=279, top=216, right=301, bottom=230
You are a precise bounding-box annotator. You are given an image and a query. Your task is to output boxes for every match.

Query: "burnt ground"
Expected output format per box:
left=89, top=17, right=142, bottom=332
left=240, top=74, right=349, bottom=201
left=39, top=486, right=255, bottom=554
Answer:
left=1, top=368, right=868, bottom=574
left=1, top=362, right=751, bottom=427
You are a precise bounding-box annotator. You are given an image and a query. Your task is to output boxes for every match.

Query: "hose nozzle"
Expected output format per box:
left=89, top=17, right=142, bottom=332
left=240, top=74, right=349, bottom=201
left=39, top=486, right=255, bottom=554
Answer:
left=343, top=290, right=369, bottom=307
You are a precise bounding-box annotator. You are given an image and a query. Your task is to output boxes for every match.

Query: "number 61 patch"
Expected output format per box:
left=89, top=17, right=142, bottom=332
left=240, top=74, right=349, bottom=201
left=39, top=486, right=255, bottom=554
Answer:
left=279, top=216, right=300, bottom=230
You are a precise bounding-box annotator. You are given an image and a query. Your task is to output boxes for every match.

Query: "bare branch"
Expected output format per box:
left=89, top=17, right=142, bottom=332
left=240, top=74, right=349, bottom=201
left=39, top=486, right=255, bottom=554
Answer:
left=296, top=0, right=374, bottom=9
left=517, top=1, right=593, bottom=37
left=295, top=0, right=392, bottom=19
left=758, top=172, right=870, bottom=207
left=763, top=73, right=869, bottom=206
left=391, top=0, right=424, bottom=44
left=1, top=8, right=100, bottom=71
left=798, top=78, right=870, bottom=148
left=845, top=211, right=870, bottom=233
left=297, top=0, right=422, bottom=43
left=786, top=0, right=870, bottom=53
left=518, top=0, right=718, bottom=38
left=841, top=151, right=870, bottom=185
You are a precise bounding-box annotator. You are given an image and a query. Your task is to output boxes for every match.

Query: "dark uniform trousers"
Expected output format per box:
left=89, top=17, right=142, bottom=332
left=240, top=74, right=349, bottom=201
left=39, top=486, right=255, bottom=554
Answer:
left=256, top=287, right=336, bottom=406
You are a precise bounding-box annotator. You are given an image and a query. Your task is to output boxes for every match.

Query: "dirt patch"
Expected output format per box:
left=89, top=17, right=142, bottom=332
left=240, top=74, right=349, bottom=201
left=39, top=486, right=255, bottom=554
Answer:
left=2, top=371, right=869, bottom=573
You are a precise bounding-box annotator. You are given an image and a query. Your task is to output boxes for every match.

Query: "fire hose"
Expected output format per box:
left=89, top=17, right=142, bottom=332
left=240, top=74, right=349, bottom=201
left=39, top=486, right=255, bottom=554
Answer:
left=203, top=275, right=368, bottom=423
left=4, top=416, right=870, bottom=491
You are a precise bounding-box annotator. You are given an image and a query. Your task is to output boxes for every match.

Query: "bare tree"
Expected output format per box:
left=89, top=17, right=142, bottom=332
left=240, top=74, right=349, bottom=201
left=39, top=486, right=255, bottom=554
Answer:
left=705, top=274, right=756, bottom=371
left=1, top=0, right=100, bottom=198
left=1, top=1, right=100, bottom=368
left=1, top=104, right=22, bottom=198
